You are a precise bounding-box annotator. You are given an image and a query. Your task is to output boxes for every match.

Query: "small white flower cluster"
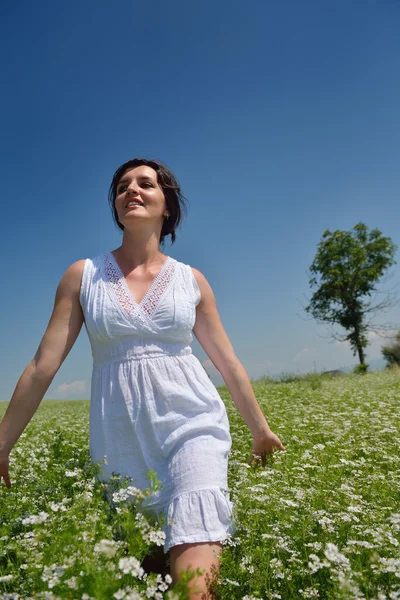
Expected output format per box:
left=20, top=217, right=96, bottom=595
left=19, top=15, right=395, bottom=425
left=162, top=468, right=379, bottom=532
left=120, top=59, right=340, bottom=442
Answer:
left=317, top=516, right=335, bottom=533
left=308, top=542, right=351, bottom=574
left=281, top=498, right=299, bottom=508
left=376, top=556, right=400, bottom=576
left=82, top=491, right=93, bottom=501
left=346, top=539, right=374, bottom=549
left=65, top=576, right=79, bottom=589
left=112, top=486, right=146, bottom=504
left=269, top=558, right=285, bottom=579
left=0, top=574, right=14, bottom=582
left=298, top=586, right=320, bottom=598
left=347, top=505, right=363, bottom=513
left=94, top=539, right=122, bottom=558
left=224, top=577, right=240, bottom=586
left=240, top=555, right=254, bottom=573
left=135, top=511, right=166, bottom=547
left=113, top=568, right=172, bottom=600
left=113, top=590, right=143, bottom=600
left=144, top=583, right=158, bottom=598
left=389, top=513, right=400, bottom=525
left=0, top=593, right=20, bottom=600
left=118, top=556, right=146, bottom=579
left=22, top=512, right=50, bottom=525
left=324, top=542, right=350, bottom=567
left=65, top=468, right=82, bottom=477
left=308, top=553, right=331, bottom=574
left=49, top=498, right=69, bottom=512
left=156, top=573, right=173, bottom=592
left=222, top=535, right=240, bottom=547
left=41, top=564, right=68, bottom=589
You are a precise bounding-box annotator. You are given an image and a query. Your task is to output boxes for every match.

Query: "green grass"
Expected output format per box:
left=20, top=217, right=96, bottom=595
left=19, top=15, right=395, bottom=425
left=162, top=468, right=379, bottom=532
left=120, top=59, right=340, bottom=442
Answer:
left=0, top=368, right=399, bottom=599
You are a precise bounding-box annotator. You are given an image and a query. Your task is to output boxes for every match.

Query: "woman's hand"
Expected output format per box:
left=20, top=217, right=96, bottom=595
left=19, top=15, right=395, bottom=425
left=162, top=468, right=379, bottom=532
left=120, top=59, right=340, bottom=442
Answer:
left=0, top=455, right=11, bottom=488
left=248, top=429, right=286, bottom=468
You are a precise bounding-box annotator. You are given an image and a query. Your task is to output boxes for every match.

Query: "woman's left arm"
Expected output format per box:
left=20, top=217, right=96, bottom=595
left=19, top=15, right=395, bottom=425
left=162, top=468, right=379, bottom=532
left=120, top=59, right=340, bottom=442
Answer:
left=191, top=268, right=286, bottom=465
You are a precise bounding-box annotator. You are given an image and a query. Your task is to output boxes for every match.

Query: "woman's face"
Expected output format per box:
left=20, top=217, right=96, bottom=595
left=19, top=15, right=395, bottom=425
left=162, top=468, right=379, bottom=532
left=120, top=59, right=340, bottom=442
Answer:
left=114, top=165, right=168, bottom=229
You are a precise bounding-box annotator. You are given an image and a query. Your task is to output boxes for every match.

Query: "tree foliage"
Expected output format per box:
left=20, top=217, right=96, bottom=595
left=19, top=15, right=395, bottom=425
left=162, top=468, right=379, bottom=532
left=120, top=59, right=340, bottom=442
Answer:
left=304, top=222, right=398, bottom=368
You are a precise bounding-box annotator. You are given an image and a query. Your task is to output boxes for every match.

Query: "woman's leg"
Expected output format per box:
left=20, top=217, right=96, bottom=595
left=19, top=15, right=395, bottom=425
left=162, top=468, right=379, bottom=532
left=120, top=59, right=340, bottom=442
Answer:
left=169, top=541, right=223, bottom=599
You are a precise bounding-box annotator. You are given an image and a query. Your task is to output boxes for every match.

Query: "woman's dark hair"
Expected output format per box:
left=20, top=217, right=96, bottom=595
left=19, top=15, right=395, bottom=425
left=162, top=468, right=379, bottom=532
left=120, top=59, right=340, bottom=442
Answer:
left=108, top=157, right=188, bottom=247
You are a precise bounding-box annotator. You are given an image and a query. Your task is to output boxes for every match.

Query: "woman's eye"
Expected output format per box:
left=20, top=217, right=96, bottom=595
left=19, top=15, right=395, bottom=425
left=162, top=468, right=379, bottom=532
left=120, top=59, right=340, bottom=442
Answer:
left=117, top=183, right=152, bottom=193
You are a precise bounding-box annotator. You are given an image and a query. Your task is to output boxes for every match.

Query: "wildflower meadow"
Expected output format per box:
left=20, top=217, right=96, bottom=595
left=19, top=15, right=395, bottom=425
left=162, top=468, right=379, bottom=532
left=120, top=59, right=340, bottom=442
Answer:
left=0, top=368, right=399, bottom=600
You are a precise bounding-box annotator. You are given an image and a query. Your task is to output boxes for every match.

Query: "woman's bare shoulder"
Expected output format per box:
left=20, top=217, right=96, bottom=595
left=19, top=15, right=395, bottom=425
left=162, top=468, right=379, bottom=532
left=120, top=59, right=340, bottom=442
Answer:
left=58, top=259, right=87, bottom=294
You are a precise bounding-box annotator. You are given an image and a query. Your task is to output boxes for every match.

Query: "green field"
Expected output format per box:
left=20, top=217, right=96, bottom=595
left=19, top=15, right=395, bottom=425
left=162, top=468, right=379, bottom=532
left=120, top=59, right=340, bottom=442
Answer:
left=1, top=369, right=399, bottom=599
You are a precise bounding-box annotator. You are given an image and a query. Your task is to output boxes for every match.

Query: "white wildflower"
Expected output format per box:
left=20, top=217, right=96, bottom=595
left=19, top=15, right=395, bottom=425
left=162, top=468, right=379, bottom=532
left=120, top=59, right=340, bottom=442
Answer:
left=317, top=516, right=335, bottom=532
left=125, top=592, right=142, bottom=600
left=148, top=529, right=166, bottom=546
left=65, top=469, right=81, bottom=477
left=94, top=539, right=118, bottom=558
left=389, top=513, right=400, bottom=525
left=112, top=486, right=145, bottom=504
left=145, top=583, right=157, bottom=597
left=347, top=505, right=363, bottom=513
left=346, top=539, right=374, bottom=548
left=269, top=557, right=285, bottom=579
left=49, top=501, right=68, bottom=512
left=165, top=592, right=180, bottom=600
left=281, top=498, right=299, bottom=507
left=308, top=553, right=330, bottom=573
left=66, top=576, right=78, bottom=589
left=22, top=512, right=49, bottom=525
left=298, top=587, right=320, bottom=598
left=155, top=572, right=172, bottom=591
left=224, top=577, right=240, bottom=586
left=378, top=556, right=400, bottom=573
left=324, top=543, right=350, bottom=567
left=118, top=556, right=145, bottom=579
left=240, top=555, right=254, bottom=573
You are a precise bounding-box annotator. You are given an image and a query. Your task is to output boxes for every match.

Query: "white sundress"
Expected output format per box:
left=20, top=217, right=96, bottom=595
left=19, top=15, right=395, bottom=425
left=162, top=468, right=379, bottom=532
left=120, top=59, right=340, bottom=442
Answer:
left=79, top=252, right=236, bottom=553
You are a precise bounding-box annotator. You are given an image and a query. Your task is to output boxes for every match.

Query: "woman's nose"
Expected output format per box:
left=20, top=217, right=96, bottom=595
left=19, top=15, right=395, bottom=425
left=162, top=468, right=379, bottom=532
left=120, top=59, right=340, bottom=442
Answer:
left=126, top=186, right=140, bottom=196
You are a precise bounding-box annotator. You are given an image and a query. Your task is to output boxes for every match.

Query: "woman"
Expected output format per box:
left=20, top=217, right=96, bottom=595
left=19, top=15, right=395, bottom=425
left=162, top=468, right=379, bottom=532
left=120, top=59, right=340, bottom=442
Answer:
left=0, top=157, right=285, bottom=599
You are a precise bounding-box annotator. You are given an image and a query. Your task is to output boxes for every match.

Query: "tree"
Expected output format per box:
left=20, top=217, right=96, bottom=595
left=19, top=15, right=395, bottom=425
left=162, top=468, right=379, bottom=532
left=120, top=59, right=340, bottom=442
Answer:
left=303, top=222, right=399, bottom=369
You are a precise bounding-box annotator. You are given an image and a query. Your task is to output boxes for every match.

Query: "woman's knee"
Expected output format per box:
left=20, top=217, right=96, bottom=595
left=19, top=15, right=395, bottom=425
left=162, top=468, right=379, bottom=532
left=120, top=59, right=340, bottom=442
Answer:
left=169, top=541, right=222, bottom=598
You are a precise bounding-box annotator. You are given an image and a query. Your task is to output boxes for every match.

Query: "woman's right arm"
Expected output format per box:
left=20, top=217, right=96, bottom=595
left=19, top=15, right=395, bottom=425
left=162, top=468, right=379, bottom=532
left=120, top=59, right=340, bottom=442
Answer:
left=0, top=259, right=86, bottom=478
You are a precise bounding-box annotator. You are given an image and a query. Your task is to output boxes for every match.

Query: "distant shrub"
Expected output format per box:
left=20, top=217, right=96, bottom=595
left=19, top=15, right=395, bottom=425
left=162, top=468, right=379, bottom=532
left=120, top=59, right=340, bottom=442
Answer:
left=381, top=331, right=400, bottom=367
left=353, top=362, right=369, bottom=374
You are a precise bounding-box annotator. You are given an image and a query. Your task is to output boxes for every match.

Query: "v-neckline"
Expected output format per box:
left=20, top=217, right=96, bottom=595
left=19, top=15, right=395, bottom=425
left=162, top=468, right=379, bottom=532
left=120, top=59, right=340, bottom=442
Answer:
left=108, top=251, right=172, bottom=307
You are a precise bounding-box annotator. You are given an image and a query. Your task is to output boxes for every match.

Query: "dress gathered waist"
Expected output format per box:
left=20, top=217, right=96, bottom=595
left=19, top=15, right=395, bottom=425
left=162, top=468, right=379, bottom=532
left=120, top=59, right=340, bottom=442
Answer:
left=91, top=338, right=193, bottom=366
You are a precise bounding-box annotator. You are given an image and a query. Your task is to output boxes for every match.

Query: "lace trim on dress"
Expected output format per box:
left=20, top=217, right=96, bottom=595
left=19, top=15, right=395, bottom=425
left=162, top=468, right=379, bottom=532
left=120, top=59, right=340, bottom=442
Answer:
left=104, top=253, right=177, bottom=318
left=140, top=258, right=177, bottom=317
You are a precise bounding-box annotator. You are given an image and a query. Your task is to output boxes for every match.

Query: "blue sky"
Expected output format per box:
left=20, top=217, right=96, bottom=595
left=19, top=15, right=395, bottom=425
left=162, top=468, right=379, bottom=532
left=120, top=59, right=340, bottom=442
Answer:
left=1, top=0, right=399, bottom=400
